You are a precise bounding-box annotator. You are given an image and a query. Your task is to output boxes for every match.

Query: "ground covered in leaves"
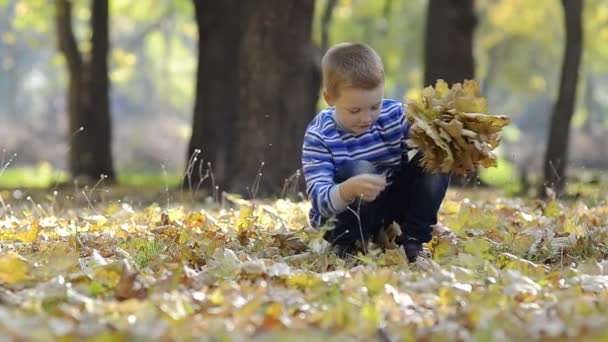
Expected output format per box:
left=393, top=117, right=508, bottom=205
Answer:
left=1, top=188, right=608, bottom=341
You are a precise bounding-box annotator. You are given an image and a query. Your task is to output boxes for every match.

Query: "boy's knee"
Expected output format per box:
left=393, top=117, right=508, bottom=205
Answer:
left=335, top=160, right=378, bottom=182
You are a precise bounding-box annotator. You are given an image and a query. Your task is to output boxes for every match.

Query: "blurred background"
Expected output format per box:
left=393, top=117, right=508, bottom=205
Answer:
left=0, top=0, right=605, bottom=198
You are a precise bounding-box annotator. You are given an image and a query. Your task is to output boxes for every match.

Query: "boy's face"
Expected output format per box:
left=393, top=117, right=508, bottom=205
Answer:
left=324, top=85, right=384, bottom=135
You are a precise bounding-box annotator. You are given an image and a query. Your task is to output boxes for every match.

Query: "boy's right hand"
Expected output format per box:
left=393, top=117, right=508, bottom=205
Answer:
left=339, top=174, right=387, bottom=202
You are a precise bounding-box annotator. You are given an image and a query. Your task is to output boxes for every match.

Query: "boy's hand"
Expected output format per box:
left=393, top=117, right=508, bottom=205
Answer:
left=339, top=174, right=387, bottom=202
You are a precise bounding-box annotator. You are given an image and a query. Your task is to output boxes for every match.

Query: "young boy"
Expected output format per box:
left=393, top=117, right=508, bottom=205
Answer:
left=301, top=42, right=450, bottom=262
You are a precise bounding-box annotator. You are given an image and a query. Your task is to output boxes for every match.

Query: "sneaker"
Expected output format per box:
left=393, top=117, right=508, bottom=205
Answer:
left=403, top=241, right=423, bottom=262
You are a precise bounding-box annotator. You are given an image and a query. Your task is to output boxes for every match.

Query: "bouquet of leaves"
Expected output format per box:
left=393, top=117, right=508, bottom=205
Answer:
left=405, top=79, right=511, bottom=175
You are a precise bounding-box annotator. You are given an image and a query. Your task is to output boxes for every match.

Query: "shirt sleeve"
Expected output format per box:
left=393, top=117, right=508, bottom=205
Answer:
left=302, top=131, right=349, bottom=225
left=397, top=102, right=412, bottom=161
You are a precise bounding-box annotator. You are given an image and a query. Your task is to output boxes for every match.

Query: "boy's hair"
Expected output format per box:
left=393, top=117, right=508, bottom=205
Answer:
left=321, top=42, right=384, bottom=97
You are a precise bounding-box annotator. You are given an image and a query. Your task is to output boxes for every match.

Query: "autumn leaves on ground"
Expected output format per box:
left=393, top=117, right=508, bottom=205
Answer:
left=0, top=185, right=607, bottom=341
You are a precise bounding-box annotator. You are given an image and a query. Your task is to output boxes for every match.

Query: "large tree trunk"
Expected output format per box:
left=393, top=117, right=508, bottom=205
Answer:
left=540, top=0, right=583, bottom=198
left=186, top=0, right=242, bottom=190
left=423, top=0, right=477, bottom=186
left=230, top=0, right=319, bottom=197
left=423, top=0, right=476, bottom=87
left=56, top=0, right=114, bottom=182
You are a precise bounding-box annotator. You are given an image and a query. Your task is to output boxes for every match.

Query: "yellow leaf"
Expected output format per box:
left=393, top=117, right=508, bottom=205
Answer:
left=92, top=263, right=122, bottom=288
left=236, top=299, right=264, bottom=319
left=266, top=301, right=283, bottom=319
left=286, top=273, right=320, bottom=289
left=463, top=237, right=493, bottom=260
left=209, top=288, right=224, bottom=305
left=431, top=238, right=459, bottom=262
left=544, top=199, right=562, bottom=217
left=236, top=204, right=254, bottom=232
left=435, top=79, right=450, bottom=97
left=361, top=303, right=381, bottom=325
left=378, top=249, right=407, bottom=266
left=564, top=216, right=585, bottom=237
left=0, top=251, right=32, bottom=284
left=167, top=207, right=186, bottom=222
left=509, top=234, right=537, bottom=255
left=14, top=222, right=40, bottom=243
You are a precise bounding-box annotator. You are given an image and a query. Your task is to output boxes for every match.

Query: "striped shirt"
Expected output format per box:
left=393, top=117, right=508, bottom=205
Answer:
left=302, top=99, right=410, bottom=228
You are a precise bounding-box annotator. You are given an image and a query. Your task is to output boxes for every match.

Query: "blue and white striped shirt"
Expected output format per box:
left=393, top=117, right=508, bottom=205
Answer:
left=302, top=99, right=410, bottom=228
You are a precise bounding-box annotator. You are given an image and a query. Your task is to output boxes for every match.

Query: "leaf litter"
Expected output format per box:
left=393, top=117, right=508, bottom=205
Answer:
left=0, top=190, right=608, bottom=341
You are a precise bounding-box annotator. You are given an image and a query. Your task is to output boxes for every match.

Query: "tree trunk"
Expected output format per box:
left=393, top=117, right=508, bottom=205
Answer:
left=540, top=0, right=583, bottom=198
left=56, top=0, right=87, bottom=176
left=186, top=0, right=242, bottom=190
left=423, top=0, right=478, bottom=187
left=55, top=0, right=114, bottom=182
left=320, top=0, right=337, bottom=53
left=423, top=0, right=476, bottom=87
left=230, top=0, right=318, bottom=197
left=88, top=0, right=114, bottom=180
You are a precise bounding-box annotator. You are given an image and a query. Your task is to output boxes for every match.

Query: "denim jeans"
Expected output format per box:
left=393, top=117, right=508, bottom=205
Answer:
left=323, top=153, right=450, bottom=247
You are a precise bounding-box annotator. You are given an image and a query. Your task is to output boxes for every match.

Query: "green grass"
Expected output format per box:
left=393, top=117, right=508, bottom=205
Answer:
left=0, top=163, right=68, bottom=188
left=479, top=158, right=521, bottom=195
left=128, top=238, right=167, bottom=269
left=118, top=172, right=182, bottom=188
left=0, top=164, right=182, bottom=189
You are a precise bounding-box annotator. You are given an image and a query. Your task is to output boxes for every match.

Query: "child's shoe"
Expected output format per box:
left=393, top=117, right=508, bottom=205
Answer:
left=403, top=240, right=423, bottom=262
left=396, top=236, right=428, bottom=262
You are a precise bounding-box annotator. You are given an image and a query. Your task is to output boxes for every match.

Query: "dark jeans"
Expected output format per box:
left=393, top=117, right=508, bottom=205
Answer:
left=323, top=154, right=450, bottom=248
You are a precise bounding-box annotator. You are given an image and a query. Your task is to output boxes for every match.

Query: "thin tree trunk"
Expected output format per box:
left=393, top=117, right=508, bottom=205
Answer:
left=56, top=0, right=114, bottom=182
left=88, top=0, right=114, bottom=180
left=320, top=0, right=337, bottom=53
left=540, top=0, right=583, bottom=198
left=230, top=0, right=318, bottom=197
left=56, top=0, right=86, bottom=176
left=186, top=0, right=242, bottom=190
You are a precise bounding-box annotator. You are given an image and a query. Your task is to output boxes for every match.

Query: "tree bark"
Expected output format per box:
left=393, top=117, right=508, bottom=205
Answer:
left=186, top=0, right=242, bottom=189
left=423, top=0, right=476, bottom=87
left=56, top=0, right=114, bottom=182
left=88, top=0, right=115, bottom=180
left=230, top=0, right=318, bottom=197
left=540, top=0, right=583, bottom=197
left=423, top=0, right=478, bottom=186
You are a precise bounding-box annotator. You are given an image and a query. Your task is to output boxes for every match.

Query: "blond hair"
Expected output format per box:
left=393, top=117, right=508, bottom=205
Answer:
left=321, top=42, right=384, bottom=97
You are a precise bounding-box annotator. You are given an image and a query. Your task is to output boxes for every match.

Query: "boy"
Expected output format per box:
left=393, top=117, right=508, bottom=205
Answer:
left=301, top=42, right=450, bottom=262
